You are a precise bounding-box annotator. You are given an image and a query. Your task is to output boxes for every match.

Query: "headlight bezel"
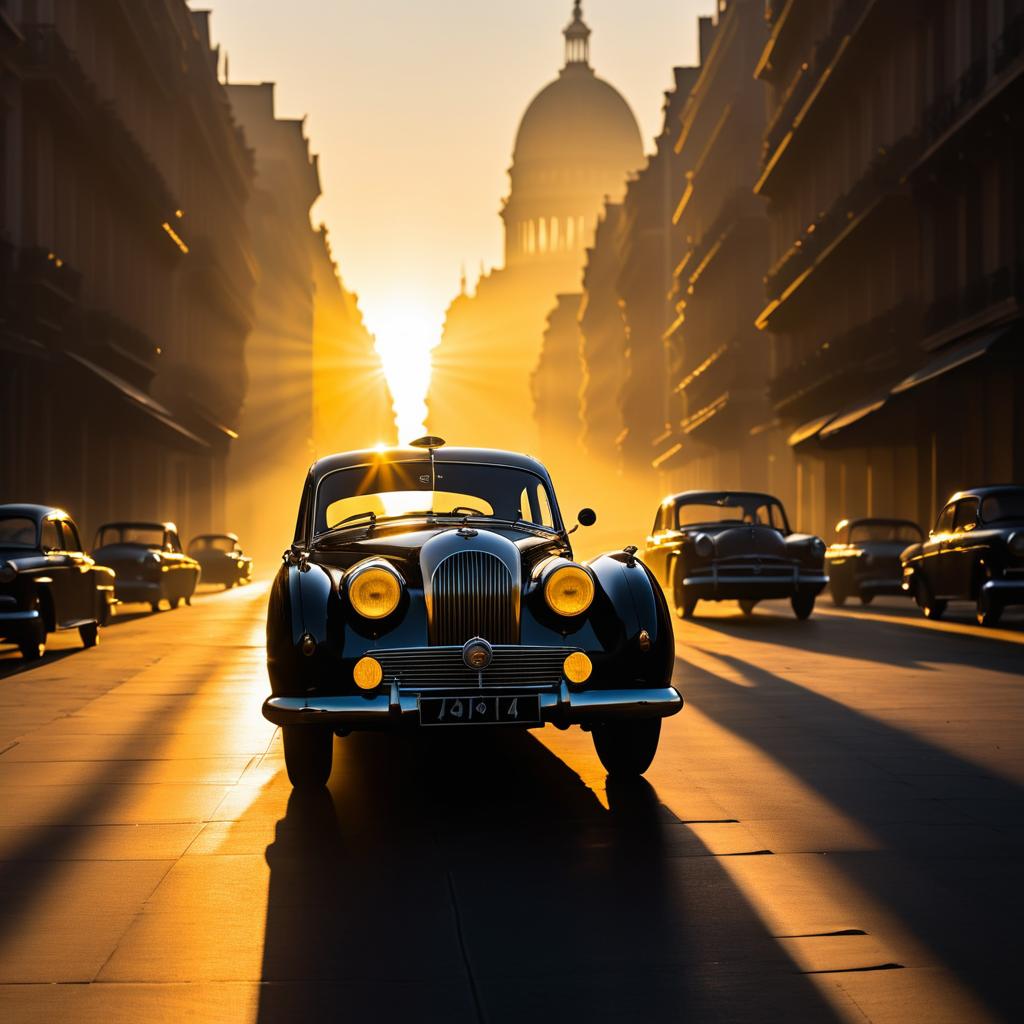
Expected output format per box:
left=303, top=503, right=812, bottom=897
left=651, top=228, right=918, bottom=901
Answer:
left=692, top=532, right=714, bottom=559
left=346, top=560, right=405, bottom=620
left=543, top=562, right=596, bottom=617
left=1008, top=531, right=1024, bottom=558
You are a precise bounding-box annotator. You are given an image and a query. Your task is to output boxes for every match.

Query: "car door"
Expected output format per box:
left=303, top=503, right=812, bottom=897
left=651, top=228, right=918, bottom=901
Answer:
left=946, top=497, right=981, bottom=598
left=38, top=516, right=75, bottom=627
left=923, top=503, right=955, bottom=597
left=59, top=519, right=96, bottom=622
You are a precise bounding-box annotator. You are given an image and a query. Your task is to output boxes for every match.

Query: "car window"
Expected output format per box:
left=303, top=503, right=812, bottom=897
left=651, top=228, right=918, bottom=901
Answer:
left=953, top=499, right=979, bottom=532
left=96, top=525, right=166, bottom=548
left=59, top=520, right=83, bottom=552
left=980, top=490, right=1024, bottom=524
left=0, top=516, right=37, bottom=548
left=934, top=505, right=955, bottom=535
left=191, top=537, right=236, bottom=554
left=165, top=532, right=183, bottom=553
left=676, top=494, right=788, bottom=530
left=849, top=522, right=923, bottom=544
left=40, top=519, right=62, bottom=552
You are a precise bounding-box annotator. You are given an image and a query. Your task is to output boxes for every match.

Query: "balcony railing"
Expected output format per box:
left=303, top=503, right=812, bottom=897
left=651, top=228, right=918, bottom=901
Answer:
left=924, top=263, right=1022, bottom=338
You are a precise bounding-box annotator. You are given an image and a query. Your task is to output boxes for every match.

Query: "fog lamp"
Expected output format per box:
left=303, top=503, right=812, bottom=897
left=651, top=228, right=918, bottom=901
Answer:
left=563, top=651, right=592, bottom=684
left=544, top=564, right=595, bottom=616
left=353, top=656, right=383, bottom=690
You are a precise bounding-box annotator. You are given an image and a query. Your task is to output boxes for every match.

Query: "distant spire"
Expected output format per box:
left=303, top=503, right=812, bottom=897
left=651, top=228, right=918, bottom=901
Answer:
left=459, top=264, right=467, bottom=296
left=564, top=1, right=591, bottom=67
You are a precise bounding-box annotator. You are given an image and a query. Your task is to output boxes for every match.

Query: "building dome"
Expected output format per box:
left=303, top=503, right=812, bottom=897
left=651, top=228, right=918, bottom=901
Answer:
left=502, top=3, right=643, bottom=268
left=513, top=66, right=643, bottom=170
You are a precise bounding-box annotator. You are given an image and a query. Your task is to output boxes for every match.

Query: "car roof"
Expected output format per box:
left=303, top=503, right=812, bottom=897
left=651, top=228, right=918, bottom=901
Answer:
left=0, top=504, right=72, bottom=521
left=844, top=517, right=921, bottom=527
left=97, top=521, right=177, bottom=532
left=665, top=490, right=781, bottom=505
left=309, top=446, right=552, bottom=485
left=190, top=533, right=239, bottom=542
left=946, top=485, right=1023, bottom=503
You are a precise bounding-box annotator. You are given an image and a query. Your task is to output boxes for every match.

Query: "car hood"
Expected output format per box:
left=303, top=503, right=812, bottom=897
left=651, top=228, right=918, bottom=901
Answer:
left=308, top=523, right=564, bottom=584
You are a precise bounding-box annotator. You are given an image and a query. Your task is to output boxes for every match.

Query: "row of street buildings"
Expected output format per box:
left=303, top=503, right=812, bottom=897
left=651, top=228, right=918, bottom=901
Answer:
left=0, top=0, right=395, bottom=560
left=432, top=0, right=1023, bottom=539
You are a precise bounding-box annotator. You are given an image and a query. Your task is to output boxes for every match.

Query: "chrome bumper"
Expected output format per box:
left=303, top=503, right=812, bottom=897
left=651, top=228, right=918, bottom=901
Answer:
left=263, top=682, right=683, bottom=729
left=683, top=568, right=828, bottom=599
left=982, top=579, right=1024, bottom=602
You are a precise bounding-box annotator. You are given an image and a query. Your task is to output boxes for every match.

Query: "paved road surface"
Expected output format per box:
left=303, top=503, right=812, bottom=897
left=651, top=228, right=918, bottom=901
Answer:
left=0, top=586, right=1021, bottom=1023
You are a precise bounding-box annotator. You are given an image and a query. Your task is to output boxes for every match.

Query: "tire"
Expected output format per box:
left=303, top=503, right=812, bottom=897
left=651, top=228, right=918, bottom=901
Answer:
left=914, top=575, right=946, bottom=620
left=830, top=585, right=847, bottom=608
left=791, top=592, right=816, bottom=620
left=79, top=621, right=99, bottom=648
left=150, top=600, right=162, bottom=614
left=175, top=596, right=185, bottom=609
left=592, top=719, right=662, bottom=778
left=738, top=599, right=757, bottom=615
left=18, top=619, right=46, bottom=661
left=283, top=726, right=333, bottom=790
left=976, top=588, right=1003, bottom=628
left=670, top=561, right=697, bottom=619
left=859, top=593, right=875, bottom=605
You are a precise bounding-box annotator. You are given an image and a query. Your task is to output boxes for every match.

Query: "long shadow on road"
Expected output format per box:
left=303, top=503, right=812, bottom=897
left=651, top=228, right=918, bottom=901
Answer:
left=680, top=628, right=1024, bottom=1021
left=255, top=729, right=844, bottom=1024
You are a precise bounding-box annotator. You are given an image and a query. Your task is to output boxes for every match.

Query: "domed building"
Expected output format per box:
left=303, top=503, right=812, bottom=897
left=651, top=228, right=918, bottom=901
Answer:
left=427, top=3, right=643, bottom=457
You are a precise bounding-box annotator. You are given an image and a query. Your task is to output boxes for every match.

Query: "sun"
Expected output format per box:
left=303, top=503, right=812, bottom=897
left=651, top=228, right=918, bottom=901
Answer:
left=364, top=303, right=442, bottom=443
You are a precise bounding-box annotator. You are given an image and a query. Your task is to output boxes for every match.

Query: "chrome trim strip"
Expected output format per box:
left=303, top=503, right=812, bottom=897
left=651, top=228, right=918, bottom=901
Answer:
left=0, top=610, right=41, bottom=622
left=683, top=574, right=829, bottom=586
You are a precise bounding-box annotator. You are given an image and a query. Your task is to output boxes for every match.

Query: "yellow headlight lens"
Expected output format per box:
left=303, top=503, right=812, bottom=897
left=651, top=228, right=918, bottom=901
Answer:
left=544, top=564, right=595, bottom=616
left=348, top=566, right=401, bottom=619
left=563, top=651, right=592, bottom=684
left=353, top=656, right=383, bottom=690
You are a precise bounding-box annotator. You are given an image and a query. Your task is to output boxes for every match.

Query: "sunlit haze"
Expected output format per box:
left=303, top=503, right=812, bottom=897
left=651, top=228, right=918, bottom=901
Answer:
left=191, top=0, right=715, bottom=440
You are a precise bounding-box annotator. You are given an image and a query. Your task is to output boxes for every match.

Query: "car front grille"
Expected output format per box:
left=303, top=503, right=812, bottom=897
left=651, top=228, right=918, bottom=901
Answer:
left=373, top=645, right=569, bottom=690
left=696, top=557, right=797, bottom=579
left=429, top=550, right=518, bottom=645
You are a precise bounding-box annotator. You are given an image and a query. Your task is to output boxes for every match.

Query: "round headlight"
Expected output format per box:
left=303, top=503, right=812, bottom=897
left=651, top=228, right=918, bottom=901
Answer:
left=544, top=564, right=595, bottom=616
left=353, top=656, right=383, bottom=690
left=811, top=537, right=826, bottom=557
left=563, top=651, right=592, bottom=684
left=348, top=564, right=402, bottom=619
left=1009, top=532, right=1024, bottom=557
left=693, top=533, right=714, bottom=559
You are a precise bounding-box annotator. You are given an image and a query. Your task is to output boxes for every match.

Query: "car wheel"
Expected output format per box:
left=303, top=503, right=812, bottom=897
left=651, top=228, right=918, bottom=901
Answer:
left=976, top=588, right=1003, bottom=628
left=859, top=592, right=875, bottom=605
left=592, top=719, right=661, bottom=778
left=282, top=726, right=333, bottom=790
left=149, top=600, right=161, bottom=613
left=830, top=585, right=847, bottom=607
left=18, top=619, right=46, bottom=661
left=79, top=621, right=99, bottom=648
left=791, top=593, right=815, bottom=620
left=738, top=599, right=757, bottom=615
left=670, top=561, right=696, bottom=619
left=914, top=576, right=946, bottom=620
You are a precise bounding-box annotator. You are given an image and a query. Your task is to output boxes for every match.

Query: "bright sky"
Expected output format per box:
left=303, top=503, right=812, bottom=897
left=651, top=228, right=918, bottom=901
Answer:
left=193, top=0, right=717, bottom=440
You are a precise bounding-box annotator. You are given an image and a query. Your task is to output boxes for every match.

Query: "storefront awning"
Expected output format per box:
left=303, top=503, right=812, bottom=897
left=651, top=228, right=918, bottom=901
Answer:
left=819, top=393, right=889, bottom=441
left=66, top=352, right=209, bottom=449
left=891, top=328, right=1006, bottom=395
left=787, top=412, right=835, bottom=448
left=652, top=441, right=684, bottom=471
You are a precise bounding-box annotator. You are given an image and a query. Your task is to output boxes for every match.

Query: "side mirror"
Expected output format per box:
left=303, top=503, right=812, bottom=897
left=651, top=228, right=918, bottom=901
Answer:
left=578, top=508, right=597, bottom=528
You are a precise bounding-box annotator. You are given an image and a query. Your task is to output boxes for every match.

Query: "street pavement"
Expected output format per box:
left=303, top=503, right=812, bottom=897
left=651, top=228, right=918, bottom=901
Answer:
left=0, top=585, right=1021, bottom=1023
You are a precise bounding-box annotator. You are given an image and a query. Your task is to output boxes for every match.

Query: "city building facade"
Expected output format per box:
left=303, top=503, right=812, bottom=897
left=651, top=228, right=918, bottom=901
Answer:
left=0, top=1, right=254, bottom=540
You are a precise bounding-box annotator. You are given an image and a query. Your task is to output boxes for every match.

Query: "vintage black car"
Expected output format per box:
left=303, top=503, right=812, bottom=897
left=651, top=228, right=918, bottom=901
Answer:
left=645, top=490, right=828, bottom=620
left=0, top=504, right=116, bottom=659
left=826, top=517, right=923, bottom=606
left=901, top=486, right=1024, bottom=627
left=188, top=533, right=253, bottom=588
left=93, top=521, right=201, bottom=612
left=263, top=439, right=681, bottom=790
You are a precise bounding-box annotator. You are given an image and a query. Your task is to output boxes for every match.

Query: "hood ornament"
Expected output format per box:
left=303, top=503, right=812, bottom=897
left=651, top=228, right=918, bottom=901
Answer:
left=457, top=527, right=478, bottom=539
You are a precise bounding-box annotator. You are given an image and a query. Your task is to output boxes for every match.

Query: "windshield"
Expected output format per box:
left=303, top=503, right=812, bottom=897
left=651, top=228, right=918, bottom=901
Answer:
left=96, top=525, right=165, bottom=548
left=849, top=522, right=922, bottom=544
left=314, top=460, right=559, bottom=535
left=981, top=490, right=1024, bottom=524
left=0, top=516, right=37, bottom=549
left=676, top=494, right=788, bottom=531
left=191, top=537, right=235, bottom=553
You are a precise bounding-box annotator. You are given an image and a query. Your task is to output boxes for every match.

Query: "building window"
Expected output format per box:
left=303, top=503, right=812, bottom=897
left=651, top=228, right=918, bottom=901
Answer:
left=566, top=215, right=575, bottom=248
left=528, top=220, right=536, bottom=254
left=538, top=217, right=548, bottom=253
left=550, top=217, right=560, bottom=251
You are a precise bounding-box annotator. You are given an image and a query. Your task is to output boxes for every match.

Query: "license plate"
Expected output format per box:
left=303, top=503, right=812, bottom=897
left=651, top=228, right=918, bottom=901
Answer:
left=419, top=694, right=541, bottom=727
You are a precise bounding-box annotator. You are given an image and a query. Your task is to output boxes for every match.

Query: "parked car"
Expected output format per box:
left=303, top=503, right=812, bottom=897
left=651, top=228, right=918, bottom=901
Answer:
left=262, top=438, right=682, bottom=790
left=645, top=490, right=828, bottom=620
left=0, top=504, right=116, bottom=659
left=188, top=533, right=253, bottom=588
left=826, top=517, right=923, bottom=606
left=93, top=521, right=200, bottom=613
left=901, top=486, right=1024, bottom=626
